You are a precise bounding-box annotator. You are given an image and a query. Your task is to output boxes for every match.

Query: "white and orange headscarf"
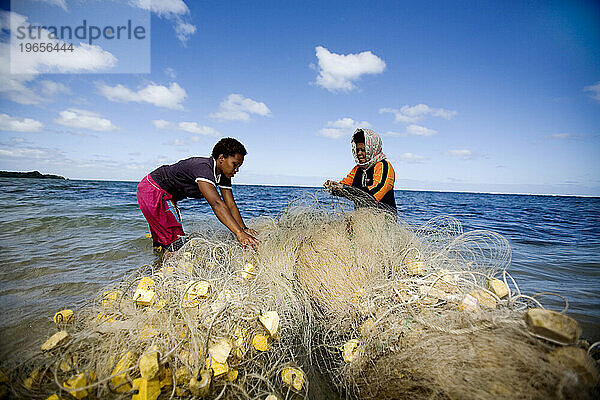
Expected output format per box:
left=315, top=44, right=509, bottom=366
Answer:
left=352, top=128, right=386, bottom=170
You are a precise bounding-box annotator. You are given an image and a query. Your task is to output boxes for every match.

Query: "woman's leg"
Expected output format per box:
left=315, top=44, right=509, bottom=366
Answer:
left=136, top=176, right=184, bottom=250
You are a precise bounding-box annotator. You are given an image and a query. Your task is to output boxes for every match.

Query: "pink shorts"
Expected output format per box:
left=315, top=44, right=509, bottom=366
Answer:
left=136, top=175, right=184, bottom=247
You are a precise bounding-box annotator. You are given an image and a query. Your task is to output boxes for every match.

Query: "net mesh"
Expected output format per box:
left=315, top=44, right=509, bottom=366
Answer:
left=3, top=189, right=598, bottom=399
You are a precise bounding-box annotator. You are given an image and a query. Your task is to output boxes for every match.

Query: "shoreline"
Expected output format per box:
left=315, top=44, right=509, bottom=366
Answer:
left=0, top=171, right=66, bottom=180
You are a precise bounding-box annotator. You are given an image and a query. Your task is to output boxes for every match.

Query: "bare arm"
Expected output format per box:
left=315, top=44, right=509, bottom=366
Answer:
left=220, top=188, right=258, bottom=236
left=198, top=182, right=258, bottom=247
left=220, top=188, right=245, bottom=229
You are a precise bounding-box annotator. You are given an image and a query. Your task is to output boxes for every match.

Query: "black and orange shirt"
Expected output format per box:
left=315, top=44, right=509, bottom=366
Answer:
left=340, top=159, right=396, bottom=210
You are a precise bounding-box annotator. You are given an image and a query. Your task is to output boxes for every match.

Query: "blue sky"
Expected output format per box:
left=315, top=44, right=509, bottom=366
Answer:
left=0, top=0, right=599, bottom=196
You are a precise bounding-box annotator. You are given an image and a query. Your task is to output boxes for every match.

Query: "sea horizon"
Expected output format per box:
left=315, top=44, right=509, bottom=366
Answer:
left=10, top=175, right=598, bottom=199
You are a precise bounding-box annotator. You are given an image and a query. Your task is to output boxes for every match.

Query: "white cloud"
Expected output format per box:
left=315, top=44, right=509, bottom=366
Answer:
left=0, top=113, right=44, bottom=132
left=406, top=124, right=437, bottom=136
left=551, top=133, right=570, bottom=139
left=98, top=82, right=187, bottom=110
left=398, top=153, right=426, bottom=163
left=448, top=149, right=474, bottom=160
left=383, top=124, right=437, bottom=137
left=0, top=67, right=41, bottom=104
left=0, top=65, right=70, bottom=104
left=313, top=46, right=386, bottom=92
left=130, top=0, right=196, bottom=43
left=132, top=0, right=189, bottom=15
left=153, top=120, right=221, bottom=137
left=165, top=67, right=177, bottom=79
left=38, top=80, right=70, bottom=97
left=318, top=117, right=371, bottom=139
left=380, top=104, right=457, bottom=123
left=0, top=147, right=49, bottom=159
left=152, top=119, right=171, bottom=129
left=54, top=108, right=117, bottom=131
left=32, top=0, right=68, bottom=11
left=210, top=94, right=271, bottom=121
left=0, top=137, right=65, bottom=163
left=178, top=122, right=220, bottom=136
left=584, top=81, right=600, bottom=102
left=174, top=20, right=197, bottom=42
left=12, top=42, right=117, bottom=74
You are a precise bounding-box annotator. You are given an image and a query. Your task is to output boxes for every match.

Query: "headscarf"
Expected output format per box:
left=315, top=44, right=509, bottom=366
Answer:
left=352, top=128, right=386, bottom=170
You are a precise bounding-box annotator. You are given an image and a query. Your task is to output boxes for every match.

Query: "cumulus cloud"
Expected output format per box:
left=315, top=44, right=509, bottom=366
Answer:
left=32, top=0, right=68, bottom=11
left=380, top=104, right=457, bottom=123
left=152, top=119, right=171, bottom=129
left=584, top=81, right=600, bottom=102
left=54, top=108, right=117, bottom=131
left=448, top=149, right=474, bottom=160
left=39, top=80, right=70, bottom=97
left=0, top=137, right=67, bottom=164
left=313, top=46, right=386, bottom=92
left=165, top=67, right=177, bottom=79
left=406, top=124, right=437, bottom=136
left=383, top=124, right=437, bottom=137
left=318, top=117, right=371, bottom=139
left=153, top=119, right=221, bottom=137
left=132, top=0, right=189, bottom=15
left=98, top=82, right=187, bottom=110
left=174, top=20, right=197, bottom=43
left=0, top=70, right=70, bottom=105
left=130, top=0, right=197, bottom=43
left=398, top=152, right=426, bottom=163
left=0, top=113, right=44, bottom=132
left=0, top=69, right=42, bottom=104
left=0, top=146, right=50, bottom=159
left=12, top=42, right=116, bottom=74
left=210, top=94, right=271, bottom=122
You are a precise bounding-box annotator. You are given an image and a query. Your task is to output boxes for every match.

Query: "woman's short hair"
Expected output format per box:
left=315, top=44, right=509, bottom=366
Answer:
left=212, top=138, right=247, bottom=159
left=352, top=129, right=365, bottom=144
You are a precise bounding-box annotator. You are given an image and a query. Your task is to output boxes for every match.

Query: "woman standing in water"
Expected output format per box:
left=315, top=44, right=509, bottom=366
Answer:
left=137, top=137, right=259, bottom=252
left=324, top=128, right=396, bottom=212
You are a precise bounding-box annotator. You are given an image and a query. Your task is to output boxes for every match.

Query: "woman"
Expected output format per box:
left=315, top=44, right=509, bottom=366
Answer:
left=137, top=137, right=258, bottom=252
left=324, top=128, right=396, bottom=212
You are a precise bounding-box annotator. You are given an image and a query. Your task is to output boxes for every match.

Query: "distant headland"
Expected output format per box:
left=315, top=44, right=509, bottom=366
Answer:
left=0, top=170, right=66, bottom=179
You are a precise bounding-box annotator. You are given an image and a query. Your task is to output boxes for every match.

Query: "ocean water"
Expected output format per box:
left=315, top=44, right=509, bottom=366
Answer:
left=0, top=178, right=599, bottom=363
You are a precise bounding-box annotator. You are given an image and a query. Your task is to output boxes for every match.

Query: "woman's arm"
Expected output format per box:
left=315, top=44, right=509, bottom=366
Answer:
left=220, top=188, right=257, bottom=235
left=340, top=165, right=359, bottom=185
left=197, top=182, right=258, bottom=247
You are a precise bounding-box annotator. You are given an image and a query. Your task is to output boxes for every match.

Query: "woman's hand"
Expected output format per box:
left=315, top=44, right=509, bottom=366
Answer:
left=324, top=180, right=343, bottom=195
left=236, top=229, right=259, bottom=249
left=243, top=227, right=259, bottom=236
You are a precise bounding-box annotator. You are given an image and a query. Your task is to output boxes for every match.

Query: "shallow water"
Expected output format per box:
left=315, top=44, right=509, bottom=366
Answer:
left=0, top=178, right=598, bottom=363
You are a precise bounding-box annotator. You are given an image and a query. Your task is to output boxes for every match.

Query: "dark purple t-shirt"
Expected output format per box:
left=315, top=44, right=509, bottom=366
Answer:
left=149, top=157, right=232, bottom=202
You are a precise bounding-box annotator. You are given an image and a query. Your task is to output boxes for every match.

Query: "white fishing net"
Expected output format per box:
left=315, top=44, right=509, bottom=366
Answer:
left=4, top=190, right=598, bottom=399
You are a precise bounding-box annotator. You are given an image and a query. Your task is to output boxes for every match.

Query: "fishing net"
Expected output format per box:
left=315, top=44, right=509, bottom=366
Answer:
left=3, top=189, right=598, bottom=400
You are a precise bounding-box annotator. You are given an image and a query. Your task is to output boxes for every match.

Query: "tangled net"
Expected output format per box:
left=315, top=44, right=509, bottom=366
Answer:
left=3, top=190, right=598, bottom=400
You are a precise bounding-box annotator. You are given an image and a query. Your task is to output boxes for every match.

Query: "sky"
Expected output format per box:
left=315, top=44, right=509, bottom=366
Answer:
left=0, top=0, right=599, bottom=196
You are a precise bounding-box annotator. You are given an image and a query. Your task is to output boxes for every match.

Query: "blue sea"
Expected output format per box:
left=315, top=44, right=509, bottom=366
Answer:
left=0, top=177, right=599, bottom=362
